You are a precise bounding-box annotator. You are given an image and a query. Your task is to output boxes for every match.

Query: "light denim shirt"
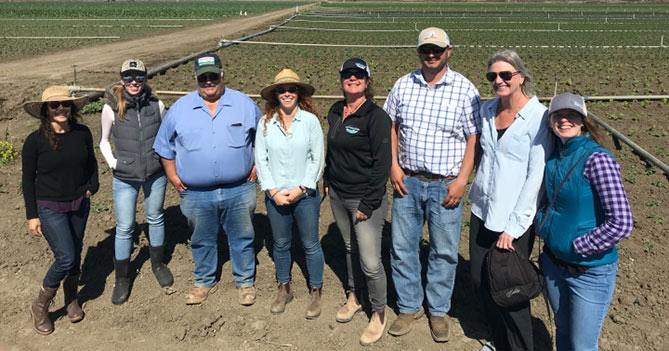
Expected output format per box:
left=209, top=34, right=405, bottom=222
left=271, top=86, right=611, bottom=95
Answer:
left=254, top=109, right=324, bottom=191
left=469, top=96, right=553, bottom=238
left=153, top=88, right=261, bottom=187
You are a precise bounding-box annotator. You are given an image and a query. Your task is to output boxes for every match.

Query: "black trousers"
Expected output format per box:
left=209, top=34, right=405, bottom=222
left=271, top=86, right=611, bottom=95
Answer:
left=469, top=213, right=534, bottom=351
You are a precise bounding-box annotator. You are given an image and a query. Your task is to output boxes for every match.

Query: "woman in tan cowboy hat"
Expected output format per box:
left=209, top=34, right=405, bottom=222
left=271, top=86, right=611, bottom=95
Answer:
left=255, top=69, right=324, bottom=319
left=21, top=85, right=98, bottom=335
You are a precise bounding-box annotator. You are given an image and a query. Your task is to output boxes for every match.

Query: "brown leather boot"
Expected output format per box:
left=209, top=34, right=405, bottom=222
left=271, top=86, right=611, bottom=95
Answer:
left=335, top=291, right=362, bottom=323
left=270, top=282, right=293, bottom=314
left=31, top=285, right=58, bottom=335
left=305, top=287, right=321, bottom=320
left=63, top=275, right=84, bottom=323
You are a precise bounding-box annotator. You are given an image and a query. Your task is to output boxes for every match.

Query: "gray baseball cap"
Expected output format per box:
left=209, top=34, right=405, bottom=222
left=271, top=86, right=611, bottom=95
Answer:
left=549, top=93, right=587, bottom=117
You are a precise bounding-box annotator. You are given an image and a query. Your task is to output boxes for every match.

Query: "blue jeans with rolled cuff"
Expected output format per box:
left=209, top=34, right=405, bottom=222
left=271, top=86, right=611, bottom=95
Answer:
left=179, top=181, right=256, bottom=289
left=112, top=172, right=167, bottom=260
left=38, top=199, right=91, bottom=288
left=390, top=175, right=463, bottom=317
left=265, top=189, right=324, bottom=288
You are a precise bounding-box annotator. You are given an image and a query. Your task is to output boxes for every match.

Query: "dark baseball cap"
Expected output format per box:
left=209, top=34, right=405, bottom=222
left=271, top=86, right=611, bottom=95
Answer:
left=194, top=53, right=222, bottom=77
left=339, top=58, right=371, bottom=78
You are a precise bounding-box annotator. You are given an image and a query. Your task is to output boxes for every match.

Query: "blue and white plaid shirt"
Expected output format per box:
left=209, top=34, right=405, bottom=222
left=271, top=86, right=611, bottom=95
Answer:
left=383, top=67, right=482, bottom=177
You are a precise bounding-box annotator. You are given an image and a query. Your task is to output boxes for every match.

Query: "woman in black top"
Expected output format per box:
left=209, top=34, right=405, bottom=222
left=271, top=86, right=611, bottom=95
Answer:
left=22, top=86, right=98, bottom=335
left=324, top=58, right=392, bottom=346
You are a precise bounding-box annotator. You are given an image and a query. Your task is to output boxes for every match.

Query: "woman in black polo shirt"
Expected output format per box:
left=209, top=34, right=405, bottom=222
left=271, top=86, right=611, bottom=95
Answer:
left=22, top=86, right=98, bottom=335
left=324, top=58, right=392, bottom=346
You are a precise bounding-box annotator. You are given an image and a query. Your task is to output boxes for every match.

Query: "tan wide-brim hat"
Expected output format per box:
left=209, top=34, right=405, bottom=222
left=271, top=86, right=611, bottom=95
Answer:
left=260, top=69, right=315, bottom=101
left=23, top=85, right=89, bottom=119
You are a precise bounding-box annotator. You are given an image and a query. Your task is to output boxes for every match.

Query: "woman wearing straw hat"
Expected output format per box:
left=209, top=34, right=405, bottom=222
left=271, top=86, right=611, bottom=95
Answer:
left=99, top=59, right=172, bottom=305
left=324, top=58, right=392, bottom=346
left=22, top=85, right=98, bottom=335
left=255, top=69, right=325, bottom=318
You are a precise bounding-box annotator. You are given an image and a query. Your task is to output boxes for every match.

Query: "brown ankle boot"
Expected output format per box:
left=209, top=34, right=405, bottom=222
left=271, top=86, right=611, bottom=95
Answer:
left=31, top=285, right=58, bottom=335
left=63, top=275, right=84, bottom=323
left=305, top=287, right=321, bottom=320
left=270, top=283, right=293, bottom=314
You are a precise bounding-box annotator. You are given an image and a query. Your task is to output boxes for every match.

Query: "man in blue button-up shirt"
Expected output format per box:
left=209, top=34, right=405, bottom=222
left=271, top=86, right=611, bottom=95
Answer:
left=153, top=53, right=261, bottom=306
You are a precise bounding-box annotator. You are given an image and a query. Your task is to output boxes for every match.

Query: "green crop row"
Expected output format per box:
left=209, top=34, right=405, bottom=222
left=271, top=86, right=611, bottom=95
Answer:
left=0, top=1, right=309, bottom=19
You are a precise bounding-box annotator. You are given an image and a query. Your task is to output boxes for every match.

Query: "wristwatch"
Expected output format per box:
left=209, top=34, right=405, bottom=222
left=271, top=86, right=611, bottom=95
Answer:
left=300, top=186, right=308, bottom=196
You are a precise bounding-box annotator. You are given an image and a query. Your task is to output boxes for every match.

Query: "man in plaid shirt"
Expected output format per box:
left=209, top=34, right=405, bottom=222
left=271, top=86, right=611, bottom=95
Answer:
left=383, top=27, right=481, bottom=343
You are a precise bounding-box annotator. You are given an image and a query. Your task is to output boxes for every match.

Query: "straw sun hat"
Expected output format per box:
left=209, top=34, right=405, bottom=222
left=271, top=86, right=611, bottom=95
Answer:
left=260, top=69, right=315, bottom=101
left=23, top=85, right=88, bottom=118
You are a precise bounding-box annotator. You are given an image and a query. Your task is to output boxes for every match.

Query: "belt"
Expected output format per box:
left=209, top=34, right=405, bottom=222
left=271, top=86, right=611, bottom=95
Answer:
left=403, top=168, right=456, bottom=182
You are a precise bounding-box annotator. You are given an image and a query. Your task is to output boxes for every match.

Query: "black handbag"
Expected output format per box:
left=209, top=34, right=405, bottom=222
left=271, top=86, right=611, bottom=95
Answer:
left=486, top=240, right=543, bottom=308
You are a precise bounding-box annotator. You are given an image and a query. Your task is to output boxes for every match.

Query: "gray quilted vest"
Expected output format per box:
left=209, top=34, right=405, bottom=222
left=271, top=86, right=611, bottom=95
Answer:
left=111, top=88, right=163, bottom=182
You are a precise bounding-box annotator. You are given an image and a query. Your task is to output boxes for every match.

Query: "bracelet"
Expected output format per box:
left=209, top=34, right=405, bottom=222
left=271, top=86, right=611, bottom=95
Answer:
left=269, top=191, right=277, bottom=199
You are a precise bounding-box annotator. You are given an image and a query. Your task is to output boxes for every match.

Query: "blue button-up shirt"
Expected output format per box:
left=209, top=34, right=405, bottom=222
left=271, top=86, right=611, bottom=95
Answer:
left=469, top=96, right=553, bottom=238
left=254, top=109, right=324, bottom=191
left=153, top=88, right=261, bottom=187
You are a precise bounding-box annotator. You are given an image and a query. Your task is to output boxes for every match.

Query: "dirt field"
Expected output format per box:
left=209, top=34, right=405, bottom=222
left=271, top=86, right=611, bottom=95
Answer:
left=0, top=7, right=668, bottom=351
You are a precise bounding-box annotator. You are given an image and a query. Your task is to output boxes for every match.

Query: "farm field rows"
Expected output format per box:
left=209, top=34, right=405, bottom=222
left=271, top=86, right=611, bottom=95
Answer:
left=0, top=2, right=667, bottom=351
left=0, top=1, right=308, bottom=60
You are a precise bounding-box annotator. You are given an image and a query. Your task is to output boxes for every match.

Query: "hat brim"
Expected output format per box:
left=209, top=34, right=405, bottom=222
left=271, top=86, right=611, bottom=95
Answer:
left=260, top=82, right=315, bottom=101
left=23, top=96, right=89, bottom=119
left=195, top=66, right=221, bottom=77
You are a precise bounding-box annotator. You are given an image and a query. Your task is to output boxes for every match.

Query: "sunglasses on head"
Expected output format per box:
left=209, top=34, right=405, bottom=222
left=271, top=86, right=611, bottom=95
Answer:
left=276, top=86, right=298, bottom=95
left=197, top=73, right=221, bottom=83
left=418, top=46, right=447, bottom=55
left=340, top=70, right=367, bottom=80
left=47, top=101, right=72, bottom=109
left=486, top=71, right=520, bottom=82
left=121, top=74, right=146, bottom=83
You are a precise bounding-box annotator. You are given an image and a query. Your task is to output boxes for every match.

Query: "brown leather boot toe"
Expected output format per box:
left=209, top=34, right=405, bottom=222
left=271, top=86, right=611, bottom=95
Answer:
left=31, top=285, right=58, bottom=335
left=388, top=309, right=424, bottom=336
left=305, top=287, right=321, bottom=320
left=270, top=283, right=293, bottom=314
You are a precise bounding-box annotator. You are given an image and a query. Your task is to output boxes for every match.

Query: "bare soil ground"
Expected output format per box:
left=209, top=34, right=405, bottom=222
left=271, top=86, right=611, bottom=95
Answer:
left=0, top=7, right=668, bottom=351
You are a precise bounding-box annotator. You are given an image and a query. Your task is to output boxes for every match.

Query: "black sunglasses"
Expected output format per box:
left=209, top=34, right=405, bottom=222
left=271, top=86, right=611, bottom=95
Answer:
left=276, top=86, right=298, bottom=95
left=486, top=71, right=520, bottom=82
left=197, top=73, right=221, bottom=83
left=121, top=74, right=146, bottom=83
left=418, top=46, right=447, bottom=55
left=340, top=70, right=367, bottom=80
left=47, top=101, right=73, bottom=109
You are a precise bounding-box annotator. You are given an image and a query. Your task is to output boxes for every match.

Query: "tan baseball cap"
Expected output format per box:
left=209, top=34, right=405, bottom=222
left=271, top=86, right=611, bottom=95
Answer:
left=417, top=27, right=450, bottom=48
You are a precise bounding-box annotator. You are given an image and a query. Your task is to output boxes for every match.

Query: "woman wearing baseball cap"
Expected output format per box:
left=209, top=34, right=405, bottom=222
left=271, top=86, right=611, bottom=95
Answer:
left=255, top=69, right=324, bottom=319
left=99, top=59, right=172, bottom=305
left=536, top=93, right=633, bottom=350
left=22, top=86, right=98, bottom=334
left=324, top=58, right=392, bottom=345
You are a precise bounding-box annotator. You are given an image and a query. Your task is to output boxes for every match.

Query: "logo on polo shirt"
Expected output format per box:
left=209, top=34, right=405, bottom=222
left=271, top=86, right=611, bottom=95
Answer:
left=345, top=125, right=360, bottom=135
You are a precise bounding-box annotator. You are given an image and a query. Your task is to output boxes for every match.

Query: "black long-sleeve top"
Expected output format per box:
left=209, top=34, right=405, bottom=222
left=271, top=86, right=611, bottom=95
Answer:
left=22, top=124, right=99, bottom=219
left=324, top=99, right=392, bottom=216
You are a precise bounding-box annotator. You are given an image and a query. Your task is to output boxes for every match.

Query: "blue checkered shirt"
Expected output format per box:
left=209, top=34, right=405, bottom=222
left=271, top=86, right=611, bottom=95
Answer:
left=383, top=67, right=482, bottom=177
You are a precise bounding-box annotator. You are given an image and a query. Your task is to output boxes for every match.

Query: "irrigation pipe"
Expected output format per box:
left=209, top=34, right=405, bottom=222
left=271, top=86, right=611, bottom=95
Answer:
left=1, top=36, right=120, bottom=39
left=277, top=26, right=667, bottom=34
left=219, top=40, right=666, bottom=49
left=70, top=87, right=669, bottom=103
left=70, top=86, right=669, bottom=176
left=588, top=112, right=669, bottom=177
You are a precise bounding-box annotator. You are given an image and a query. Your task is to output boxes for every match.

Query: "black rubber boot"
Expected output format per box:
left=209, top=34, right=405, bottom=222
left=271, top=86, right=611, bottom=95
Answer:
left=149, top=245, right=174, bottom=288
left=111, top=258, right=131, bottom=305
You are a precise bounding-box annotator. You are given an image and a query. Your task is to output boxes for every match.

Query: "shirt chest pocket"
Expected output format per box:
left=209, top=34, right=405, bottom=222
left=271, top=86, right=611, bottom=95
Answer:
left=226, top=119, right=248, bottom=148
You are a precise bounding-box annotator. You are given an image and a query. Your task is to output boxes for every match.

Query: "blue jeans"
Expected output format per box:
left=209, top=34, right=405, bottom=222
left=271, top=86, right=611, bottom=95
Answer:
left=391, top=176, right=463, bottom=316
left=38, top=199, right=90, bottom=288
left=541, top=253, right=617, bottom=351
left=179, top=181, right=256, bottom=288
left=265, top=189, right=323, bottom=288
left=113, top=173, right=167, bottom=260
